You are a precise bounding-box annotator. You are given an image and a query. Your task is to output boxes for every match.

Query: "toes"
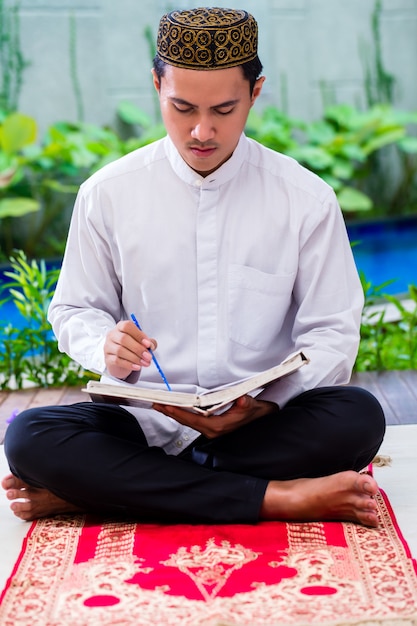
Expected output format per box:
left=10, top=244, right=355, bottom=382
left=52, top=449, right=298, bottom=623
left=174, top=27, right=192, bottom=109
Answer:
left=367, top=497, right=378, bottom=510
left=1, top=474, right=16, bottom=489
left=357, top=474, right=378, bottom=497
left=11, top=500, right=31, bottom=512
left=2, top=474, right=28, bottom=490
left=361, top=511, right=379, bottom=528
left=6, top=488, right=28, bottom=501
left=10, top=500, right=35, bottom=521
left=354, top=489, right=379, bottom=527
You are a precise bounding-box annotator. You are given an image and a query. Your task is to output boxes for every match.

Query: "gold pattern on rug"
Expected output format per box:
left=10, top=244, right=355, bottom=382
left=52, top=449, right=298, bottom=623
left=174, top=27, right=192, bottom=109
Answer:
left=1, top=491, right=417, bottom=626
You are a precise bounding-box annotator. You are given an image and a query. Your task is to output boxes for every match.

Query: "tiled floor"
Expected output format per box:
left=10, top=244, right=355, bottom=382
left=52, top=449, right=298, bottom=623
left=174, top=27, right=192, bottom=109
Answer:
left=1, top=424, right=417, bottom=594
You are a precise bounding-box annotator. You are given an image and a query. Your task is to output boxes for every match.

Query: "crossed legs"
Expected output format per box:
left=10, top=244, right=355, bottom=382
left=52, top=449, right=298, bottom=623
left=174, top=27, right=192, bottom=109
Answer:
left=2, top=386, right=385, bottom=526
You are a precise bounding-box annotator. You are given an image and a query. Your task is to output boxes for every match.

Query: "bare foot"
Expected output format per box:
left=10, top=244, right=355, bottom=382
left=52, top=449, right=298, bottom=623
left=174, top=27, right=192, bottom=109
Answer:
left=2, top=474, right=82, bottom=521
left=260, top=470, right=380, bottom=527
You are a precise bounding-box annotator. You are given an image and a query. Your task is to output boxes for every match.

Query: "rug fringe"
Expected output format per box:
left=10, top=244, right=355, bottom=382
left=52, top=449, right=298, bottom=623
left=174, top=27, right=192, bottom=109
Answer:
left=372, top=454, right=392, bottom=467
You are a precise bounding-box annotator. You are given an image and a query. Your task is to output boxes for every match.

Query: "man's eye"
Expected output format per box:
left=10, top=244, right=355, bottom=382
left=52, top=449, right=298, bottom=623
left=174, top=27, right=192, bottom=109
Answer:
left=174, top=105, right=193, bottom=113
left=216, top=107, right=234, bottom=115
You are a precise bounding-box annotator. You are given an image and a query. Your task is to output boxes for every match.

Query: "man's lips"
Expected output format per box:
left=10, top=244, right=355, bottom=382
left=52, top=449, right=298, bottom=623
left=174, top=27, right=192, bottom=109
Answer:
left=189, top=145, right=217, bottom=158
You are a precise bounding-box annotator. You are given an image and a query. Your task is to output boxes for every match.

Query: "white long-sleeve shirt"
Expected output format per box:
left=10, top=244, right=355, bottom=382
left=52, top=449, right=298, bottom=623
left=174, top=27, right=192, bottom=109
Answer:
left=48, top=134, right=364, bottom=454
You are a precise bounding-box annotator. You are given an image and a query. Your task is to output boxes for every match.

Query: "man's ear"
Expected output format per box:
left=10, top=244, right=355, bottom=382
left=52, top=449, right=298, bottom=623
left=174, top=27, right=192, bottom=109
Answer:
left=151, top=68, right=161, bottom=93
left=251, top=75, right=266, bottom=106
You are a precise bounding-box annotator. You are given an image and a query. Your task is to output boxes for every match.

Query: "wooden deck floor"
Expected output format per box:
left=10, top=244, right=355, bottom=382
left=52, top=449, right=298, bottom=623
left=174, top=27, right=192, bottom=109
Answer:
left=0, top=386, right=87, bottom=444
left=1, top=370, right=416, bottom=443
left=350, top=370, right=417, bottom=425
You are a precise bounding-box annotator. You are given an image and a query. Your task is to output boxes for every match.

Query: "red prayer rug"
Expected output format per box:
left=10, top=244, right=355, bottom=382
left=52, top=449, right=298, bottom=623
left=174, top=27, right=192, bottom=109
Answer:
left=1, top=490, right=417, bottom=626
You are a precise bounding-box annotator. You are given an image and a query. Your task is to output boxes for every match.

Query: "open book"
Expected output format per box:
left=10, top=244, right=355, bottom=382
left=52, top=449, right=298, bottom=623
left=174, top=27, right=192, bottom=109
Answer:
left=83, top=351, right=309, bottom=415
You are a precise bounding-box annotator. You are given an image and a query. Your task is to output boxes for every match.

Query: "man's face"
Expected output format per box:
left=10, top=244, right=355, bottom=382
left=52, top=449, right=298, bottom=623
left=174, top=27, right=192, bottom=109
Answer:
left=153, top=64, right=264, bottom=177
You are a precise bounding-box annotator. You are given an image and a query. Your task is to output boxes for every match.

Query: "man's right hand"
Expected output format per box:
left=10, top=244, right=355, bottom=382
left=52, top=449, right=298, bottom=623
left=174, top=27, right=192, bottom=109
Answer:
left=103, top=320, right=157, bottom=380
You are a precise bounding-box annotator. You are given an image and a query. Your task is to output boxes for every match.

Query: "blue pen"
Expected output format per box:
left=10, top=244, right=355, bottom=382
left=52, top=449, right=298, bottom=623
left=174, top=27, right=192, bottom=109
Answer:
left=130, top=313, right=172, bottom=391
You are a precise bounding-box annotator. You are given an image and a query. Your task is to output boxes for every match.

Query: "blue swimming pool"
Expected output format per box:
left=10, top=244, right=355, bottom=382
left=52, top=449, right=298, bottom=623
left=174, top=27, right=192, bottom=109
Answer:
left=346, top=216, right=417, bottom=295
left=0, top=261, right=59, bottom=338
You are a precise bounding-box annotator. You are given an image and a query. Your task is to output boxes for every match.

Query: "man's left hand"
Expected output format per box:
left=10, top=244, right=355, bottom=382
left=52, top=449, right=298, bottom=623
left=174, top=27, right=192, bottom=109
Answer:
left=152, top=395, right=278, bottom=439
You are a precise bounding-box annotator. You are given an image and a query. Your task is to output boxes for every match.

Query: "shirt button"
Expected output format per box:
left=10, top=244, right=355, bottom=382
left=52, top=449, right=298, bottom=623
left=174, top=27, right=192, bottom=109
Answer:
left=195, top=179, right=202, bottom=187
left=176, top=440, right=183, bottom=448
left=183, top=435, right=190, bottom=441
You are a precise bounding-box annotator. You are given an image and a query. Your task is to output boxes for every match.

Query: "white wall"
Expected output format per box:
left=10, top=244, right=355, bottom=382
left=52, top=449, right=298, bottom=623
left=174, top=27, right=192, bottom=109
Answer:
left=6, top=0, right=417, bottom=136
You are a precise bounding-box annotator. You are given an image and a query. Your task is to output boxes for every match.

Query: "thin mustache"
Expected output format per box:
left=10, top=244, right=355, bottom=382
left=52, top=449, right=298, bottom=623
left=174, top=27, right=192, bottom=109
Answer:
left=188, top=142, right=218, bottom=149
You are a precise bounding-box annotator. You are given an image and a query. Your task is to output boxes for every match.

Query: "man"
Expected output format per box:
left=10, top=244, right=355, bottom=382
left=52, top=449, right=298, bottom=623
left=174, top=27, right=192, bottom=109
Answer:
left=2, top=8, right=385, bottom=526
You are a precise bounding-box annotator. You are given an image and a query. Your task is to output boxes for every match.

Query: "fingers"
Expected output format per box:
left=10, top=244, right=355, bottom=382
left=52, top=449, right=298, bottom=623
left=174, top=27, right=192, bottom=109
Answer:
left=153, top=403, right=200, bottom=426
left=124, top=319, right=157, bottom=351
left=153, top=403, right=217, bottom=437
left=152, top=402, right=250, bottom=439
left=104, top=320, right=157, bottom=379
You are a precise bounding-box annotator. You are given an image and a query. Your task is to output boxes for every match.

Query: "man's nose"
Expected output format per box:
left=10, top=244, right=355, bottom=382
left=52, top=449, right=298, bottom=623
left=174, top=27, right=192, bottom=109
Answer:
left=191, top=117, right=215, bottom=142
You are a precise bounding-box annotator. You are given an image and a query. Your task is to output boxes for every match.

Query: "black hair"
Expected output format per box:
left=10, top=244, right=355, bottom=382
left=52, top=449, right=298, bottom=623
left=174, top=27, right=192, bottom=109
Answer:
left=153, top=55, right=263, bottom=95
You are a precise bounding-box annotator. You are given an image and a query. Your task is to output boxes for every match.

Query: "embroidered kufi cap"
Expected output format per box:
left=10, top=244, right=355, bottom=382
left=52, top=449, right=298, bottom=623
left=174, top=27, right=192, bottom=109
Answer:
left=156, top=7, right=258, bottom=70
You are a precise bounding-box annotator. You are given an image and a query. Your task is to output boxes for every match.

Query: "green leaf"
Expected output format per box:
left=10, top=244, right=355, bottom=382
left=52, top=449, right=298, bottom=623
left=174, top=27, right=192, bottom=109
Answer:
left=337, top=187, right=373, bottom=212
left=331, top=158, right=354, bottom=180
left=306, top=120, right=335, bottom=145
left=117, top=101, right=152, bottom=127
left=324, top=104, right=359, bottom=129
left=288, top=145, right=333, bottom=170
left=398, top=136, right=417, bottom=154
left=339, top=143, right=366, bottom=162
left=43, top=179, right=80, bottom=193
left=0, top=197, right=40, bottom=218
left=253, top=120, right=295, bottom=152
left=0, top=113, right=37, bottom=154
left=388, top=109, right=417, bottom=126
left=362, top=128, right=405, bottom=155
left=0, top=164, right=17, bottom=188
left=408, top=284, right=417, bottom=302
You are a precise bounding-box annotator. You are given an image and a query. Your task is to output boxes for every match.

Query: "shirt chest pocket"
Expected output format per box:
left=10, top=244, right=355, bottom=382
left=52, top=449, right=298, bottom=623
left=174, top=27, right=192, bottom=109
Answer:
left=228, top=264, right=296, bottom=351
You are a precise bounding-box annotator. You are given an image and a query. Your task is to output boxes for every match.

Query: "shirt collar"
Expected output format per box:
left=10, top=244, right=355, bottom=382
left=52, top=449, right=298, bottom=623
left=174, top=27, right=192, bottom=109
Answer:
left=164, top=134, right=248, bottom=189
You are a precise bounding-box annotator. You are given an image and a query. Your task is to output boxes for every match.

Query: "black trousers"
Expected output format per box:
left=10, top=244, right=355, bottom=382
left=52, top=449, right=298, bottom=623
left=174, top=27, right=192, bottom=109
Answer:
left=4, top=386, right=385, bottom=524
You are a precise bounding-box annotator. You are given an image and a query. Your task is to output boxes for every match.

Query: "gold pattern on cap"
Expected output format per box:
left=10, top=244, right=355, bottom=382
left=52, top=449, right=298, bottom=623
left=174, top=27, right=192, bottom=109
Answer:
left=157, top=7, right=258, bottom=70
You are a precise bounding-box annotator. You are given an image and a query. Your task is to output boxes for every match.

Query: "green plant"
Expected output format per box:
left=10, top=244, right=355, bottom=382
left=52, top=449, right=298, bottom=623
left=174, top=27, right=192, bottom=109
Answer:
left=0, top=111, right=39, bottom=210
left=0, top=111, right=167, bottom=259
left=1, top=120, right=124, bottom=258
left=384, top=286, right=417, bottom=368
left=116, top=100, right=166, bottom=145
left=360, top=0, right=396, bottom=108
left=69, top=12, right=84, bottom=123
left=0, top=0, right=29, bottom=113
left=245, top=103, right=417, bottom=216
left=143, top=24, right=161, bottom=123
left=356, top=0, right=417, bottom=217
left=0, top=111, right=40, bottom=258
left=0, top=250, right=95, bottom=389
left=355, top=276, right=417, bottom=371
